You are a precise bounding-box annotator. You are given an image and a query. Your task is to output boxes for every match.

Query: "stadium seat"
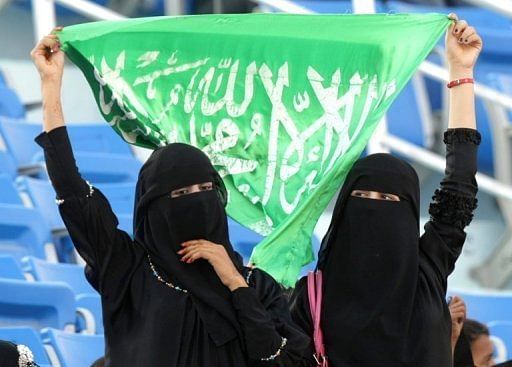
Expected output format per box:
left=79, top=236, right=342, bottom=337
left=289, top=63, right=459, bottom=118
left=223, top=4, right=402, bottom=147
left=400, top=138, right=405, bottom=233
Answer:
left=0, top=118, right=142, bottom=182
left=489, top=321, right=512, bottom=363
left=0, top=203, right=56, bottom=262
left=22, top=256, right=96, bottom=295
left=76, top=293, right=103, bottom=335
left=17, top=176, right=136, bottom=231
left=486, top=72, right=512, bottom=121
left=41, top=328, right=104, bottom=367
left=0, top=147, right=17, bottom=178
left=0, top=327, right=52, bottom=367
left=387, top=74, right=434, bottom=149
left=0, top=87, right=25, bottom=119
left=0, top=254, right=25, bottom=280
left=448, top=289, right=512, bottom=324
left=0, top=278, right=76, bottom=330
left=0, top=173, right=22, bottom=204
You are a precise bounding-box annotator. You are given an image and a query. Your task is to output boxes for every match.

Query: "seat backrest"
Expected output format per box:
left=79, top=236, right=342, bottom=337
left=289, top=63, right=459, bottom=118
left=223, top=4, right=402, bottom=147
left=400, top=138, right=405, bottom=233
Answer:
left=0, top=278, right=76, bottom=330
left=486, top=72, right=512, bottom=121
left=16, top=176, right=64, bottom=229
left=0, top=174, right=22, bottom=204
left=0, top=203, right=52, bottom=261
left=75, top=293, right=103, bottom=335
left=0, top=255, right=25, bottom=280
left=0, top=327, right=52, bottom=366
left=387, top=74, right=433, bottom=149
left=0, top=118, right=41, bottom=166
left=65, top=123, right=133, bottom=156
left=22, top=256, right=97, bottom=296
left=0, top=87, right=25, bottom=119
left=41, top=328, right=104, bottom=367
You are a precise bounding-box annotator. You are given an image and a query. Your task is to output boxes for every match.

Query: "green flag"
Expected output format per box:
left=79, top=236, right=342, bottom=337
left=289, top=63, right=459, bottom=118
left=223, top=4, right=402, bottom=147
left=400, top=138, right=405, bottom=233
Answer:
left=59, top=13, right=450, bottom=287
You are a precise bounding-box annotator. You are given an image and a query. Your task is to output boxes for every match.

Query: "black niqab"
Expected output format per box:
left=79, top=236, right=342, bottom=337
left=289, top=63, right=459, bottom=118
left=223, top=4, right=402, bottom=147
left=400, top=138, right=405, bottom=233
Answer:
left=134, top=143, right=244, bottom=347
left=317, top=153, right=422, bottom=365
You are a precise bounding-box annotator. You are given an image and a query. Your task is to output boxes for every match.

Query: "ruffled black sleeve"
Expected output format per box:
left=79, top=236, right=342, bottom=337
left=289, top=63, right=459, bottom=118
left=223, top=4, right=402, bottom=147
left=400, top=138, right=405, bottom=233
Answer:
left=420, top=128, right=480, bottom=283
left=35, top=127, right=140, bottom=297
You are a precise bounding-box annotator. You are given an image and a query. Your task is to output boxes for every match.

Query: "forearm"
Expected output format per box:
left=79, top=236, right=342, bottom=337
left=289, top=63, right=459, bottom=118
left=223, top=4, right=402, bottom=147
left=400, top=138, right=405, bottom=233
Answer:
left=448, top=67, right=476, bottom=130
left=42, top=79, right=65, bottom=132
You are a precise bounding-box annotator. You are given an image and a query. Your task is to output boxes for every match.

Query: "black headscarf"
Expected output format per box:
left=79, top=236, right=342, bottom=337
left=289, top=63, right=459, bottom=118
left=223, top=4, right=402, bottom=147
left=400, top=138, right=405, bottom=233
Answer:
left=134, top=143, right=244, bottom=347
left=316, top=153, right=421, bottom=362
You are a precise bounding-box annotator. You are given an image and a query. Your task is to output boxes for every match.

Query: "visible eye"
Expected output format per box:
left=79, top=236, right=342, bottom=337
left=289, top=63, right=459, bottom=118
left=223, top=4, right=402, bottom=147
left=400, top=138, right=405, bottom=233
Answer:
left=200, top=183, right=213, bottom=191
left=351, top=190, right=368, bottom=198
left=381, top=193, right=400, bottom=202
left=171, top=188, right=189, bottom=198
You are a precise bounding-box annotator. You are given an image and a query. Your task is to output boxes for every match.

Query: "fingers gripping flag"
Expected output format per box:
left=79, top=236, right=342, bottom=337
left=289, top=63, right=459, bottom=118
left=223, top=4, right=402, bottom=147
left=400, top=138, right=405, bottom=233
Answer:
left=59, top=13, right=450, bottom=286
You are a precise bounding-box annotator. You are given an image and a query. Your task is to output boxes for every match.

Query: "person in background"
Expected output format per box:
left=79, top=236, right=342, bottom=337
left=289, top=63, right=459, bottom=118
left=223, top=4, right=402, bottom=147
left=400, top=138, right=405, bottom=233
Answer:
left=458, top=319, right=495, bottom=367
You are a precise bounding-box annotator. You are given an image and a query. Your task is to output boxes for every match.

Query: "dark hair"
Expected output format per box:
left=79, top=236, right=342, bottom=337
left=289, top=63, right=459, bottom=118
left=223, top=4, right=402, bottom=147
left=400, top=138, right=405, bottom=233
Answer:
left=463, top=319, right=490, bottom=343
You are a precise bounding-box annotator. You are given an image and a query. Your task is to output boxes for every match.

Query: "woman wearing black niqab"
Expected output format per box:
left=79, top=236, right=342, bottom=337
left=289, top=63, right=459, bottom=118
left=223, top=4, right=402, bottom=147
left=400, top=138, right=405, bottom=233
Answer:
left=290, top=16, right=483, bottom=367
left=32, top=33, right=314, bottom=367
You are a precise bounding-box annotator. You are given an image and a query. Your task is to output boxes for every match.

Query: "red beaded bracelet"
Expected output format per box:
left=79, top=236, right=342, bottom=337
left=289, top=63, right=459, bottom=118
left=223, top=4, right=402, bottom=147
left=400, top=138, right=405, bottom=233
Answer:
left=447, top=78, right=474, bottom=89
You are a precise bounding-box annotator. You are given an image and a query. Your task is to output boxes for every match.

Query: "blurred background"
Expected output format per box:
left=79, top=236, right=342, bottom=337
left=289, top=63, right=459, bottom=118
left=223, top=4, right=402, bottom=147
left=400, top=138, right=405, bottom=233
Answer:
left=0, top=0, right=511, bottom=366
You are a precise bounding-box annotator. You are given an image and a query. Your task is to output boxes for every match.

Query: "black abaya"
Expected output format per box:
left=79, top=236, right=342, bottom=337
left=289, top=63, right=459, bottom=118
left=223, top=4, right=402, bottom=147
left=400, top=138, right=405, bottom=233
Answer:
left=290, top=128, right=480, bottom=367
left=36, top=127, right=314, bottom=367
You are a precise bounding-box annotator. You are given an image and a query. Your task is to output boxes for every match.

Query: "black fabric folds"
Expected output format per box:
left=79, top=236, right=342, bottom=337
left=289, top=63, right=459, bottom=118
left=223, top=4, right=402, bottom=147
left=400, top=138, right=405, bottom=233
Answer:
left=290, top=128, right=481, bottom=367
left=134, top=143, right=243, bottom=346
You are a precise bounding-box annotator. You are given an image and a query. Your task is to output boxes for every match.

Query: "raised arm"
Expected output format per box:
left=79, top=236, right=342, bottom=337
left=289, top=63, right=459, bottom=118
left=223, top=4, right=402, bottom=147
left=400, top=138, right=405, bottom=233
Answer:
left=31, top=28, right=65, bottom=133
left=446, top=13, right=481, bottom=131
left=420, top=16, right=482, bottom=282
left=30, top=30, right=138, bottom=296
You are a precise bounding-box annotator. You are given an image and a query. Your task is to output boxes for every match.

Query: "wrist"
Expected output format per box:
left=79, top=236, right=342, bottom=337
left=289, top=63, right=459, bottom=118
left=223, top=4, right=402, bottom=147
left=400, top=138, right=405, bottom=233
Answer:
left=41, top=76, right=63, bottom=88
left=227, top=274, right=248, bottom=292
left=448, top=66, right=474, bottom=80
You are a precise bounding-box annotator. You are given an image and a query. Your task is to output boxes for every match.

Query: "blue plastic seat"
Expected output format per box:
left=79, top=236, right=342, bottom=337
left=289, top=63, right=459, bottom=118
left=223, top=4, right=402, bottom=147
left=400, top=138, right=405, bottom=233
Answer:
left=0, top=87, right=25, bottom=119
left=17, top=177, right=136, bottom=231
left=22, top=256, right=97, bottom=295
left=0, top=327, right=51, bottom=367
left=0, top=254, right=25, bottom=280
left=0, top=118, right=141, bottom=182
left=486, top=72, right=512, bottom=121
left=387, top=77, right=433, bottom=149
left=448, top=289, right=512, bottom=324
left=0, top=278, right=76, bottom=330
left=0, top=174, right=22, bottom=204
left=41, top=328, right=104, bottom=367
left=0, top=203, right=54, bottom=262
left=76, top=293, right=103, bottom=335
left=0, top=148, right=17, bottom=178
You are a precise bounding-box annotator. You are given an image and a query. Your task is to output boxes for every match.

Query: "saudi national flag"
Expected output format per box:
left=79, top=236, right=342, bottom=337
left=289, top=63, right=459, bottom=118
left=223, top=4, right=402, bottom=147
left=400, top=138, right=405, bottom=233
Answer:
left=58, top=13, right=450, bottom=286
